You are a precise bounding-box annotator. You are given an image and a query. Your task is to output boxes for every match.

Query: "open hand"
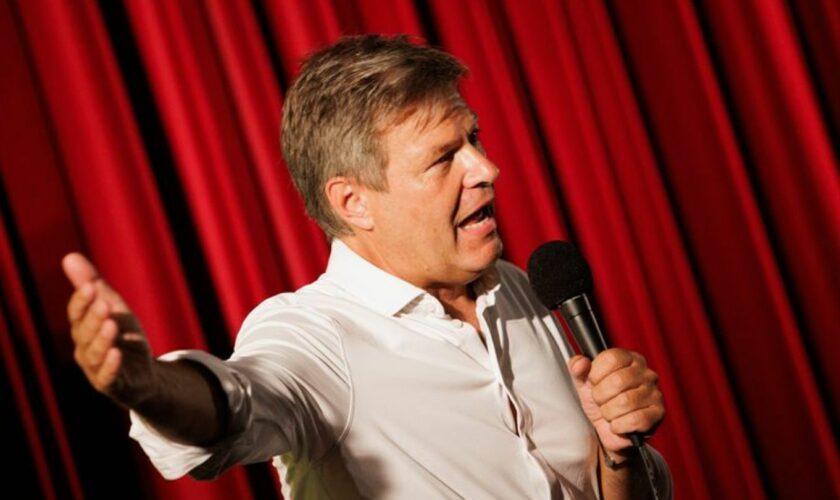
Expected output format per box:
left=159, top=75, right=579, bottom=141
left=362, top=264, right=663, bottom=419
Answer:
left=62, top=253, right=156, bottom=407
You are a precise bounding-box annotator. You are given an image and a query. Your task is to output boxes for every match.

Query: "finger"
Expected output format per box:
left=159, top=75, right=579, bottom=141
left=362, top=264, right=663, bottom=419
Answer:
left=588, top=348, right=636, bottom=385
left=94, top=348, right=122, bottom=391
left=85, top=318, right=119, bottom=369
left=591, top=365, right=657, bottom=405
left=62, top=252, right=101, bottom=289
left=73, top=298, right=110, bottom=346
left=93, top=281, right=130, bottom=313
left=567, top=355, right=591, bottom=389
left=67, top=282, right=96, bottom=323
left=62, top=253, right=131, bottom=314
left=599, top=384, right=663, bottom=422
left=608, top=405, right=665, bottom=436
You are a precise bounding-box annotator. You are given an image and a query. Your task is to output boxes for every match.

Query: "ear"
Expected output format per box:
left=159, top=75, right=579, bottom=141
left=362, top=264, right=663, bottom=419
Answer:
left=324, top=177, right=374, bottom=231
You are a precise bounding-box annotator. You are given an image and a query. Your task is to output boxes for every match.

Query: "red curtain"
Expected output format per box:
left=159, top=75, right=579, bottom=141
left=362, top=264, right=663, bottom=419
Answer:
left=1, top=0, right=837, bottom=498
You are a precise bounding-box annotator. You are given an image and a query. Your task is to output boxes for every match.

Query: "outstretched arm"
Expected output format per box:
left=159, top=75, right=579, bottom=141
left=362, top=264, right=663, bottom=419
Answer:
left=62, top=253, right=229, bottom=445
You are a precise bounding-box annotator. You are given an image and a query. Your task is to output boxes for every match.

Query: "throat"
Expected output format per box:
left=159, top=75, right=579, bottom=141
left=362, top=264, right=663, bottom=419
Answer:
left=439, top=296, right=485, bottom=347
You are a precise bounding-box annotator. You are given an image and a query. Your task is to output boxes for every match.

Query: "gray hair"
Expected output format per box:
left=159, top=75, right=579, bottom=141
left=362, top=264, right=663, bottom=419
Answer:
left=281, top=34, right=468, bottom=238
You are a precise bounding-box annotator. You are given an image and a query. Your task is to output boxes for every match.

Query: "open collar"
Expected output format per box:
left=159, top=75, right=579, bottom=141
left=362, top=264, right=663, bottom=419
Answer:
left=324, top=239, right=502, bottom=316
left=324, top=239, right=425, bottom=316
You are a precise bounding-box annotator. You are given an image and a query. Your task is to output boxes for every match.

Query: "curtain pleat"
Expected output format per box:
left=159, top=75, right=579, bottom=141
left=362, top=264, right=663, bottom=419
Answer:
left=0, top=218, right=80, bottom=500
left=789, top=0, right=840, bottom=143
left=2, top=0, right=837, bottom=498
left=122, top=0, right=286, bottom=336
left=262, top=0, right=342, bottom=79
left=427, top=0, right=569, bottom=267
left=500, top=1, right=763, bottom=496
left=610, top=0, right=840, bottom=497
left=203, top=0, right=329, bottom=291
left=3, top=0, right=255, bottom=498
left=702, top=0, right=840, bottom=434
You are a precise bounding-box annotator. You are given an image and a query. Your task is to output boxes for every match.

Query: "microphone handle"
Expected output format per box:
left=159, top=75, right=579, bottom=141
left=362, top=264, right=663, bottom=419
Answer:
left=559, top=295, right=640, bottom=442
left=558, top=294, right=608, bottom=359
left=558, top=295, right=661, bottom=499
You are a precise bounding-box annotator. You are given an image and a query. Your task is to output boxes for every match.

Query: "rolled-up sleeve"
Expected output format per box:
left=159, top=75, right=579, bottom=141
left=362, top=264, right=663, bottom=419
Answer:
left=128, top=300, right=352, bottom=480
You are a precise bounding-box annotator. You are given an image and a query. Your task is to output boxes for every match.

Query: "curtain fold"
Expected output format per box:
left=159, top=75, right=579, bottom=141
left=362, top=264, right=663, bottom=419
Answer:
left=3, top=0, right=254, bottom=498
left=0, top=216, right=81, bottom=500
left=610, top=1, right=840, bottom=497
left=701, top=0, right=840, bottom=430
left=500, top=2, right=762, bottom=497
left=427, top=0, right=570, bottom=268
left=2, top=0, right=837, bottom=498
left=123, top=0, right=288, bottom=335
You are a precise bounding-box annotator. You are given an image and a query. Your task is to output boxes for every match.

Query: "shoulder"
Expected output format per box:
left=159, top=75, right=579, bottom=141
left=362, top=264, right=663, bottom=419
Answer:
left=232, top=271, right=387, bottom=351
left=238, top=272, right=355, bottom=328
left=233, top=283, right=347, bottom=352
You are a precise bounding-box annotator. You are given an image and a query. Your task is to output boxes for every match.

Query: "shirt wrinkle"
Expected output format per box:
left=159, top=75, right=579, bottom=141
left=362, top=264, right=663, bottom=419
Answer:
left=326, top=314, right=355, bottom=455
left=128, top=239, right=673, bottom=499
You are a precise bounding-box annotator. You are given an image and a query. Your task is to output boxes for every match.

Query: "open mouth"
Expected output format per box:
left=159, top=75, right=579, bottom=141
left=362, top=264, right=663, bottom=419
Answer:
left=458, top=204, right=495, bottom=230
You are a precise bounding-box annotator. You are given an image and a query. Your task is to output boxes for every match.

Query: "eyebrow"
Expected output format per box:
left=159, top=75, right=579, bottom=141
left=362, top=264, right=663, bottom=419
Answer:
left=426, top=112, right=479, bottom=164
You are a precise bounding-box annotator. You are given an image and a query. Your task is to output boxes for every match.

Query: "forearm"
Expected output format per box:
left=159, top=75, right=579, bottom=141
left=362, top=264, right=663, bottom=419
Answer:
left=599, top=454, right=648, bottom=500
left=131, top=359, right=230, bottom=446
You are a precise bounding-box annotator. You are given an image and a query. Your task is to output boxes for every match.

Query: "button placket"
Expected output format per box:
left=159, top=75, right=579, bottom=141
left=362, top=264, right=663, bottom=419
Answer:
left=476, top=299, right=527, bottom=438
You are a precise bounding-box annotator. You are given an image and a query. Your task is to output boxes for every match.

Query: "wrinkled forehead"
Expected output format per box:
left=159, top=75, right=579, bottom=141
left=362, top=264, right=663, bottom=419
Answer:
left=377, top=91, right=472, bottom=136
left=375, top=94, right=477, bottom=176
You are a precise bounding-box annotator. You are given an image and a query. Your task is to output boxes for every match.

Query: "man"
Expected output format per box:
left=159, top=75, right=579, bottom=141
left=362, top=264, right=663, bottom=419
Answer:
left=62, top=35, right=671, bottom=499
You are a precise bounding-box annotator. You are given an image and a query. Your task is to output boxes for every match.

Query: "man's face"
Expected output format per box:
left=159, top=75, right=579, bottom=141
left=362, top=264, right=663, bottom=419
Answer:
left=363, top=103, right=503, bottom=290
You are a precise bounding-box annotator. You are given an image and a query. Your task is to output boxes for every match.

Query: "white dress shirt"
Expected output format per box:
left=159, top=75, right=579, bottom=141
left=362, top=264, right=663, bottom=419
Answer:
left=129, top=240, right=671, bottom=499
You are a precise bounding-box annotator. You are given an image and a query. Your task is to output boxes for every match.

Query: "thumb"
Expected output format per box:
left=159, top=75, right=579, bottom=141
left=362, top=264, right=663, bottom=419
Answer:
left=62, top=252, right=100, bottom=289
left=567, top=355, right=591, bottom=389
left=61, top=252, right=130, bottom=312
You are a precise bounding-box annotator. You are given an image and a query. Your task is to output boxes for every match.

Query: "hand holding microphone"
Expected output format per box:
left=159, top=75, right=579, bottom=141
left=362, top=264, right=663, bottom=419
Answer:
left=528, top=241, right=665, bottom=497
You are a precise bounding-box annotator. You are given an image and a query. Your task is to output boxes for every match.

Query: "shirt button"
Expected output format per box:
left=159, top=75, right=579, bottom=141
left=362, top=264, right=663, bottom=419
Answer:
left=452, top=319, right=463, bottom=327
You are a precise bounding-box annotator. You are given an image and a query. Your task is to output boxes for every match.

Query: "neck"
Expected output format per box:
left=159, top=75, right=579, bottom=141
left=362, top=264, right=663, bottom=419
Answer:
left=435, top=286, right=478, bottom=327
left=427, top=282, right=473, bottom=306
left=339, top=235, right=477, bottom=306
left=339, top=235, right=482, bottom=332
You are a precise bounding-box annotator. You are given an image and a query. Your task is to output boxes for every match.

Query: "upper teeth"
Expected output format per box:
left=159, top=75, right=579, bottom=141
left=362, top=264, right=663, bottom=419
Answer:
left=462, top=207, right=489, bottom=227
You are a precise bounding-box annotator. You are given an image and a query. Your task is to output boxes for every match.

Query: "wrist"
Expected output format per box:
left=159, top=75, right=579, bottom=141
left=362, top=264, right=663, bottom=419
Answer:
left=121, top=359, right=164, bottom=411
left=601, top=444, right=636, bottom=471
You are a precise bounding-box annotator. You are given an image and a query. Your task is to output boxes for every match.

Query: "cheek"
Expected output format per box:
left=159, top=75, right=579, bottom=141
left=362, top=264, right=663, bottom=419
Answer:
left=403, top=188, right=454, bottom=225
left=384, top=177, right=460, bottom=237
left=407, top=207, right=450, bottom=244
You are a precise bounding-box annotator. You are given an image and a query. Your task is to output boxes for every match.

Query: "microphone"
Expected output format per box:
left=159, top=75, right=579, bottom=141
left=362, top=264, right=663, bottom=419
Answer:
left=527, top=241, right=660, bottom=498
left=526, top=240, right=606, bottom=359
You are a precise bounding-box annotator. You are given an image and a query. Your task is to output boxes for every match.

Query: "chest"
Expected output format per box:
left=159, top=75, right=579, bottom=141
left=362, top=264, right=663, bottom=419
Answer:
left=335, top=302, right=594, bottom=458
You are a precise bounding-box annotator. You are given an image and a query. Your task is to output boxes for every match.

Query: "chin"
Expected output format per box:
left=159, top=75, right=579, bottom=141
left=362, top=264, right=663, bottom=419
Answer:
left=472, top=236, right=504, bottom=271
left=485, top=233, right=504, bottom=260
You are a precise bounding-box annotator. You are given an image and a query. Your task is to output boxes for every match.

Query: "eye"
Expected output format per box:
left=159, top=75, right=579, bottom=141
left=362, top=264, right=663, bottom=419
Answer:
left=468, top=128, right=485, bottom=155
left=468, top=127, right=481, bottom=146
left=433, top=149, right=456, bottom=166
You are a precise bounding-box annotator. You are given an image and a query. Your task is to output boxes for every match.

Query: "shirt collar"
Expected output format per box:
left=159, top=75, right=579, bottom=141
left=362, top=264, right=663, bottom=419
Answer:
left=324, top=239, right=425, bottom=316
left=324, top=239, right=503, bottom=316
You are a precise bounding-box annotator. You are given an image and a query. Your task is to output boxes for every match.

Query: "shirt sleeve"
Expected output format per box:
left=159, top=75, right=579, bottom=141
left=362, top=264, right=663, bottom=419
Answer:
left=128, top=300, right=352, bottom=480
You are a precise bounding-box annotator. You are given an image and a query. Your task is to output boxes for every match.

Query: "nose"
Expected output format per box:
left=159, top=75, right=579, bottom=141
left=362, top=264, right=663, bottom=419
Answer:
left=461, top=144, right=500, bottom=188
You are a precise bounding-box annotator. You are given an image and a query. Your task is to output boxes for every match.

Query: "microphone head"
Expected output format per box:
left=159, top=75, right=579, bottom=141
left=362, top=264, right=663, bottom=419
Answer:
left=527, top=241, right=593, bottom=309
